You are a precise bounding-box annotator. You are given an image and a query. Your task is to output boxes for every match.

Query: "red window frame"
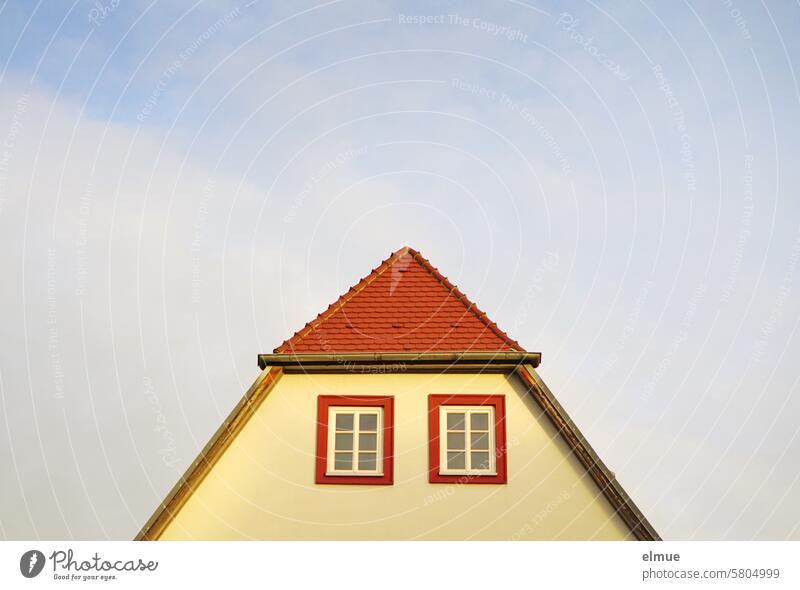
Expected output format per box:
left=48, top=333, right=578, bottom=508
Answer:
left=315, top=395, right=394, bottom=485
left=428, top=394, right=507, bottom=484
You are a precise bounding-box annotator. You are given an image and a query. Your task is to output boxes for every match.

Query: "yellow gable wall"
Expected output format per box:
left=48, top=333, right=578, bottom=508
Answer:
left=159, top=370, right=632, bottom=540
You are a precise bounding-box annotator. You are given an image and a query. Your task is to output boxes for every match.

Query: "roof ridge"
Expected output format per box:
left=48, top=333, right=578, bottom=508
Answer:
left=405, top=249, right=524, bottom=352
left=274, top=247, right=411, bottom=353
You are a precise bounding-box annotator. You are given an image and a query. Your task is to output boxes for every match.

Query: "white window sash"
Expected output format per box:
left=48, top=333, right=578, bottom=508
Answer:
left=326, top=407, right=384, bottom=476
left=439, top=406, right=496, bottom=475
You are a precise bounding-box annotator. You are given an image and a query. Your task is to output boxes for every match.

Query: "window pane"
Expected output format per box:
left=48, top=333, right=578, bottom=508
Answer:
left=335, top=413, right=353, bottom=431
left=446, top=412, right=465, bottom=430
left=446, top=432, right=465, bottom=451
left=359, top=433, right=377, bottom=451
left=470, top=433, right=489, bottom=450
left=359, top=413, right=378, bottom=431
left=335, top=433, right=353, bottom=451
left=358, top=452, right=377, bottom=471
left=471, top=452, right=490, bottom=470
left=470, top=412, right=489, bottom=431
left=447, top=452, right=466, bottom=470
left=334, top=452, right=352, bottom=470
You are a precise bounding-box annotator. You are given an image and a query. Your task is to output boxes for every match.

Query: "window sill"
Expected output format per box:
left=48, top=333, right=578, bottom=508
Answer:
left=325, top=471, right=384, bottom=477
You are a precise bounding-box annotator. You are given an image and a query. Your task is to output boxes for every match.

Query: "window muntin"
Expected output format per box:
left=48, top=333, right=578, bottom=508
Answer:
left=440, top=406, right=496, bottom=475
left=327, top=407, right=384, bottom=476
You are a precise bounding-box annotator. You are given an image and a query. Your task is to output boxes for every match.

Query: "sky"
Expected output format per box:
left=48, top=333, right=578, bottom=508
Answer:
left=1, top=0, right=799, bottom=540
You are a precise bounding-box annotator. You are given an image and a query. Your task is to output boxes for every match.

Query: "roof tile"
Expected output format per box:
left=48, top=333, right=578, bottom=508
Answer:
left=274, top=247, right=524, bottom=353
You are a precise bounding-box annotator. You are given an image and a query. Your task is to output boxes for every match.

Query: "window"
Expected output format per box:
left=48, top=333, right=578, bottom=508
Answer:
left=440, top=406, right=495, bottom=474
left=428, top=395, right=507, bottom=484
left=328, top=408, right=382, bottom=475
left=315, top=396, right=394, bottom=485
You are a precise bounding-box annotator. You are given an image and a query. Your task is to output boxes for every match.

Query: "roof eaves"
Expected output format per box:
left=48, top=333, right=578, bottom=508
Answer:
left=516, top=364, right=661, bottom=541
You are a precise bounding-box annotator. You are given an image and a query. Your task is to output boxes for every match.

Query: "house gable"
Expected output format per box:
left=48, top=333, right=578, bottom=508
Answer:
left=135, top=247, right=659, bottom=541
left=152, top=370, right=638, bottom=540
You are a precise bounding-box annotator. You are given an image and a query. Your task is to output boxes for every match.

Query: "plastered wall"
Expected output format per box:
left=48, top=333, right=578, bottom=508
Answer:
left=159, top=370, right=632, bottom=540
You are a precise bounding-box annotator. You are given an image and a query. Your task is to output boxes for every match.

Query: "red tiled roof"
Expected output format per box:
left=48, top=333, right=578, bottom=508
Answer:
left=275, top=247, right=524, bottom=354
